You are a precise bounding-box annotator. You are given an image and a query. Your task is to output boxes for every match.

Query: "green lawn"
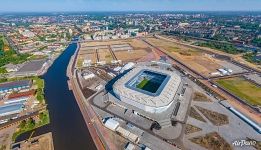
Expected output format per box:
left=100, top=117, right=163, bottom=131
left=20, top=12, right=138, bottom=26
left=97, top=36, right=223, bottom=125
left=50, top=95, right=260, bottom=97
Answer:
left=12, top=110, right=50, bottom=141
left=33, top=77, right=45, bottom=103
left=136, top=78, right=161, bottom=93
left=136, top=78, right=149, bottom=89
left=216, top=77, right=261, bottom=106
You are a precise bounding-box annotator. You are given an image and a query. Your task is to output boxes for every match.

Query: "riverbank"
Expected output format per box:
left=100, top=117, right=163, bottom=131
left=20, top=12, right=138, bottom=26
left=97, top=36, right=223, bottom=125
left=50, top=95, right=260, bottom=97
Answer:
left=15, top=40, right=96, bottom=149
left=67, top=41, right=105, bottom=150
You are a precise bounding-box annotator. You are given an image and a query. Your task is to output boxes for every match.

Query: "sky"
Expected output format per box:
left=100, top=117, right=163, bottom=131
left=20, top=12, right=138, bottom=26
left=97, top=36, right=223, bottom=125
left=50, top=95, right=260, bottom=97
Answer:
left=0, top=0, right=261, bottom=12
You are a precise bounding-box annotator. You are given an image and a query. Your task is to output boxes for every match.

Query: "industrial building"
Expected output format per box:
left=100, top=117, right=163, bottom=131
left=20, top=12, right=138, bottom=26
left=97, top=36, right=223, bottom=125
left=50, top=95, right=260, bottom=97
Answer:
left=113, top=66, right=181, bottom=113
left=0, top=80, right=32, bottom=93
left=4, top=96, right=29, bottom=105
left=12, top=59, right=48, bottom=77
left=103, top=118, right=140, bottom=144
left=8, top=89, right=36, bottom=99
left=0, top=103, right=24, bottom=117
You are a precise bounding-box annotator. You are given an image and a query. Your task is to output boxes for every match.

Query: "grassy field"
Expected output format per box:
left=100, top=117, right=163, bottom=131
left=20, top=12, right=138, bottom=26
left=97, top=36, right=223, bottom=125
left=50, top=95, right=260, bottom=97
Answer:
left=136, top=78, right=160, bottom=93
left=136, top=79, right=149, bottom=89
left=216, top=77, right=261, bottom=106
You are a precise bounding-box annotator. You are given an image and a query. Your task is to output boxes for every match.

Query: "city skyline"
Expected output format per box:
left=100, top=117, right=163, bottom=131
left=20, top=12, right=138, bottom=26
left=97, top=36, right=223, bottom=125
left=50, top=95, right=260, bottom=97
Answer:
left=0, top=0, right=261, bottom=12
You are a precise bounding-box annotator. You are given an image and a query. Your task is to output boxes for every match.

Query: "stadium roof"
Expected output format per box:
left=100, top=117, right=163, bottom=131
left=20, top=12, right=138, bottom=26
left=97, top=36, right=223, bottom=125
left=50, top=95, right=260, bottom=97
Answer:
left=113, top=66, right=181, bottom=108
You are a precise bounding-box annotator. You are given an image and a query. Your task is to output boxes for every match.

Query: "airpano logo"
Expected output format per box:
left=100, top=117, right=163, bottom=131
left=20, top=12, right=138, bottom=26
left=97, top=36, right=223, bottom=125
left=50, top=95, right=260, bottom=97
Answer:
left=232, top=140, right=257, bottom=147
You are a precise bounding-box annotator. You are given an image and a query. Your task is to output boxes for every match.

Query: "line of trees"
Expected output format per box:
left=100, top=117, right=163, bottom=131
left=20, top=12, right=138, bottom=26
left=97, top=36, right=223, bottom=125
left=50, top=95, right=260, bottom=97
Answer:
left=194, top=41, right=244, bottom=54
left=243, top=52, right=261, bottom=65
left=252, top=38, right=261, bottom=48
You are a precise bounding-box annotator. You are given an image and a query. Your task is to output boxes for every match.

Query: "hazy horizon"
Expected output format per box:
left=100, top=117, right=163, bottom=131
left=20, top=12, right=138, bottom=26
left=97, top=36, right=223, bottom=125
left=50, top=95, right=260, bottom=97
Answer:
left=0, top=0, right=261, bottom=12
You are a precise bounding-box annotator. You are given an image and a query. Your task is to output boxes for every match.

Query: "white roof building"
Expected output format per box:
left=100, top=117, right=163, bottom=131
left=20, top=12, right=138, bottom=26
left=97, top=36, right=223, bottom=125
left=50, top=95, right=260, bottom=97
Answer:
left=113, top=66, right=181, bottom=113
left=4, top=64, right=19, bottom=72
left=120, top=62, right=135, bottom=73
left=104, top=118, right=120, bottom=131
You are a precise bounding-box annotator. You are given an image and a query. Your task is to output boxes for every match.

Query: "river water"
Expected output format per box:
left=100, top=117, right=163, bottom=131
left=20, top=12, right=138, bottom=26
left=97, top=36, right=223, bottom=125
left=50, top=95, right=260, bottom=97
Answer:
left=16, top=42, right=96, bottom=150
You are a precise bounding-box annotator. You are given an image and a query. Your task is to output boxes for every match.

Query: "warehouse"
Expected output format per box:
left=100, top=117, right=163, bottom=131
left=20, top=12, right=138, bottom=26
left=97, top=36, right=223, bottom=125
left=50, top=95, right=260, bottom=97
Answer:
left=0, top=80, right=32, bottom=93
left=4, top=96, right=29, bottom=104
left=0, top=103, right=24, bottom=117
left=13, top=59, right=47, bottom=77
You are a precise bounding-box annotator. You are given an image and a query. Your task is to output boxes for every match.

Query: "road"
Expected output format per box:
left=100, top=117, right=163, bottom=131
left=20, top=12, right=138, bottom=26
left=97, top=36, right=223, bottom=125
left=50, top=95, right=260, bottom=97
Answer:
left=67, top=42, right=107, bottom=150
left=143, top=36, right=261, bottom=123
left=90, top=91, right=180, bottom=150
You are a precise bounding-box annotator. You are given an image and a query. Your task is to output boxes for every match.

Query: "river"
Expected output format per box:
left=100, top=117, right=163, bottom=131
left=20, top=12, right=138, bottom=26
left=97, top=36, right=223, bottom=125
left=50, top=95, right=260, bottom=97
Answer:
left=16, top=41, right=96, bottom=150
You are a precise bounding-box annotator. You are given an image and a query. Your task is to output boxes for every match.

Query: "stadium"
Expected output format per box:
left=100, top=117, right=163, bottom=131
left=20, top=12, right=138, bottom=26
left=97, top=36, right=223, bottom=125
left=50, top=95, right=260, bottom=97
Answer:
left=113, top=66, right=181, bottom=113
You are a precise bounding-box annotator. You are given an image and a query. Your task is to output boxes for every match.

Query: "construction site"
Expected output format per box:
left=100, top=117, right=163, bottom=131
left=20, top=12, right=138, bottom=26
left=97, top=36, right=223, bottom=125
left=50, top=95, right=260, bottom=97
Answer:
left=145, top=37, right=249, bottom=77
left=71, top=36, right=261, bottom=150
left=77, top=39, right=152, bottom=67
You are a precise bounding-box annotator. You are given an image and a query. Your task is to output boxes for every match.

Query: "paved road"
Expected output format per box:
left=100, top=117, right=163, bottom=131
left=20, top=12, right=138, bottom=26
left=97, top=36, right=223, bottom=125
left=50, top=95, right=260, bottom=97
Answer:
left=185, top=97, right=261, bottom=150
left=144, top=36, right=261, bottom=124
left=66, top=41, right=106, bottom=150
left=91, top=91, right=180, bottom=150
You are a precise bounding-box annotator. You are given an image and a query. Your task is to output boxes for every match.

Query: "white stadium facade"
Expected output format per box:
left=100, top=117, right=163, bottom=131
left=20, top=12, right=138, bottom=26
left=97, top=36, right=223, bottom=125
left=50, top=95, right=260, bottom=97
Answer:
left=113, top=66, right=181, bottom=113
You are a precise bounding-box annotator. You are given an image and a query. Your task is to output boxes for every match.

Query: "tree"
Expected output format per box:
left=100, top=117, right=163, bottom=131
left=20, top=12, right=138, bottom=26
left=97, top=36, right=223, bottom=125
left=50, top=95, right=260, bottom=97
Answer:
left=27, top=118, right=35, bottom=129
left=19, top=120, right=26, bottom=129
left=0, top=68, right=7, bottom=74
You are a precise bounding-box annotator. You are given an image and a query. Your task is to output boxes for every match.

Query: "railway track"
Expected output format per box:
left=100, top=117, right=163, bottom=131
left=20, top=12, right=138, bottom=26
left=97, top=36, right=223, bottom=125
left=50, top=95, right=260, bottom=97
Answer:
left=142, top=37, right=261, bottom=123
left=0, top=107, right=46, bottom=130
left=142, top=39, right=208, bottom=80
left=96, top=49, right=100, bottom=62
left=108, top=46, right=118, bottom=61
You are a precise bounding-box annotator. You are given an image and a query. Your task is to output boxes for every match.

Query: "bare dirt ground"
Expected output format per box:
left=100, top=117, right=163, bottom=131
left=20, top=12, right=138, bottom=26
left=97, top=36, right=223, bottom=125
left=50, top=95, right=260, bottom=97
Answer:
left=193, top=92, right=212, bottom=102
left=13, top=132, right=54, bottom=150
left=196, top=106, right=229, bottom=126
left=114, top=49, right=149, bottom=62
left=81, top=40, right=127, bottom=47
left=190, top=132, right=232, bottom=150
left=160, top=34, right=261, bottom=72
left=77, top=53, right=97, bottom=65
left=189, top=107, right=206, bottom=123
left=147, top=36, right=261, bottom=123
left=0, top=126, right=16, bottom=150
left=98, top=49, right=113, bottom=63
left=79, top=39, right=152, bottom=63
left=146, top=37, right=223, bottom=77
left=185, top=124, right=202, bottom=135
